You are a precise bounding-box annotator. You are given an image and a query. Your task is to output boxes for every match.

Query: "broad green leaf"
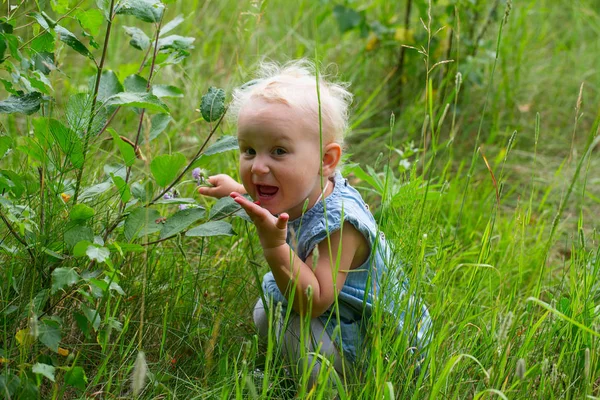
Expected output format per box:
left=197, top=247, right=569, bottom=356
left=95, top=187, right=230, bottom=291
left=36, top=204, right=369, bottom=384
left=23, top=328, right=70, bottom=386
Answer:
left=86, top=245, right=110, bottom=262
left=29, top=12, right=51, bottom=30
left=28, top=71, right=53, bottom=94
left=0, top=92, right=42, bottom=115
left=70, top=204, right=95, bottom=221
left=124, top=207, right=162, bottom=240
left=208, top=196, right=242, bottom=220
left=0, top=135, right=11, bottom=158
left=111, top=174, right=132, bottom=202
left=333, top=5, right=364, bottom=33
left=186, top=221, right=236, bottom=237
left=96, top=70, right=124, bottom=102
left=0, top=373, right=20, bottom=398
left=0, top=38, right=6, bottom=63
left=32, top=363, right=56, bottom=382
left=160, top=14, right=184, bottom=36
left=55, top=25, right=93, bottom=59
left=51, top=267, right=80, bottom=294
left=123, top=74, right=147, bottom=92
left=48, top=119, right=84, bottom=168
left=64, top=226, right=94, bottom=249
left=65, top=366, right=88, bottom=391
left=150, top=152, right=186, bottom=187
left=157, top=34, right=194, bottom=50
left=109, top=129, right=136, bottom=166
left=115, top=0, right=165, bottom=23
left=80, top=181, right=112, bottom=201
left=0, top=21, right=14, bottom=34
left=123, top=26, right=150, bottom=51
left=30, top=32, right=55, bottom=54
left=4, top=33, right=20, bottom=61
left=81, top=304, right=101, bottom=331
left=203, top=135, right=238, bottom=157
left=96, top=0, right=111, bottom=20
left=154, top=197, right=196, bottom=205
left=200, top=87, right=225, bottom=122
left=39, top=319, right=61, bottom=353
left=0, top=170, right=24, bottom=197
left=160, top=207, right=205, bottom=239
left=148, top=113, right=171, bottom=142
left=152, top=84, right=183, bottom=98
left=73, top=240, right=93, bottom=257
left=103, top=92, right=168, bottom=113
left=77, top=9, right=104, bottom=36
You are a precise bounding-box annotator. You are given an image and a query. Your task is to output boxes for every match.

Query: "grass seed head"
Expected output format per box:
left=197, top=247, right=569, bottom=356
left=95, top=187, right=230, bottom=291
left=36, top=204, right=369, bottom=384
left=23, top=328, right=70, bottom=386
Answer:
left=516, top=358, right=526, bottom=380
left=132, top=350, right=148, bottom=397
left=584, top=348, right=590, bottom=379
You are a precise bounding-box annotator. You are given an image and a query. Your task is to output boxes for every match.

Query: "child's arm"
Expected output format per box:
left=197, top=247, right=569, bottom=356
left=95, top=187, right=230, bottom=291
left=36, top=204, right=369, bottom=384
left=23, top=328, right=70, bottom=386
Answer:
left=197, top=174, right=246, bottom=198
left=231, top=192, right=367, bottom=318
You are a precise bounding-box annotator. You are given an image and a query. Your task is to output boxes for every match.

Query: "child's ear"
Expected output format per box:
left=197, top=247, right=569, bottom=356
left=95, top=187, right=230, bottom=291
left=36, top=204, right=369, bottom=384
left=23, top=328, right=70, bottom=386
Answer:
left=322, top=142, right=342, bottom=176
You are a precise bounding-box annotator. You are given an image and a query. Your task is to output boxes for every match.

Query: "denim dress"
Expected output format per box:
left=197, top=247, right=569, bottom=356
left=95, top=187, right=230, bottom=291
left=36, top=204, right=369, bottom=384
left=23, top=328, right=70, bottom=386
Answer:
left=261, top=171, right=432, bottom=363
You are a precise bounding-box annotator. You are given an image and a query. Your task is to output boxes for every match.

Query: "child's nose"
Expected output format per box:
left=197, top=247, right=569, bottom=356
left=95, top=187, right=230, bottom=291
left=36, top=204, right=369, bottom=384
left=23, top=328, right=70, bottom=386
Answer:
left=251, top=156, right=269, bottom=175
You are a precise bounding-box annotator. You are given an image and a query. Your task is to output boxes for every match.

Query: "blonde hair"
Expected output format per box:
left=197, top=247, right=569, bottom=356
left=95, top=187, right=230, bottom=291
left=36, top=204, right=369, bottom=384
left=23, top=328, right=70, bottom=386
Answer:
left=230, top=59, right=353, bottom=145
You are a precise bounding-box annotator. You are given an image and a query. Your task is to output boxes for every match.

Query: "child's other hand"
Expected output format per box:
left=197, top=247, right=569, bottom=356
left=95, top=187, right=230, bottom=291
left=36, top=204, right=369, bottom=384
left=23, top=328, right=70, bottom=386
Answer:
left=230, top=192, right=288, bottom=250
left=197, top=174, right=246, bottom=199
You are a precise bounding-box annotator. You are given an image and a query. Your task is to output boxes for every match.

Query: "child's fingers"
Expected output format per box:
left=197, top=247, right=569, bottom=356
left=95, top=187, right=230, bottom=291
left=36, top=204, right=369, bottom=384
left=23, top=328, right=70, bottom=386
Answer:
left=276, top=213, right=289, bottom=230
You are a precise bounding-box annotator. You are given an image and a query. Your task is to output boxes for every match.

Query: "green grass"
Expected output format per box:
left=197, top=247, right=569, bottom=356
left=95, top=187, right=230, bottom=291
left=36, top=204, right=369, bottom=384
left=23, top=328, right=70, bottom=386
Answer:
left=1, top=0, right=599, bottom=398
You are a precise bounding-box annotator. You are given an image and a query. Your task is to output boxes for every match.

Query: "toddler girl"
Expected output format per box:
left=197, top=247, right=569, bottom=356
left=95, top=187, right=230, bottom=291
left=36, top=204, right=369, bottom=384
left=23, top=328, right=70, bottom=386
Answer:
left=198, top=60, right=432, bottom=390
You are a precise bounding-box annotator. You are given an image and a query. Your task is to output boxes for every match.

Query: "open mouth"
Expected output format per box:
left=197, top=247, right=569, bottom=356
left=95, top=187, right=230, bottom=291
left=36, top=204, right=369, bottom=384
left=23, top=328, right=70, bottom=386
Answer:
left=256, top=185, right=279, bottom=199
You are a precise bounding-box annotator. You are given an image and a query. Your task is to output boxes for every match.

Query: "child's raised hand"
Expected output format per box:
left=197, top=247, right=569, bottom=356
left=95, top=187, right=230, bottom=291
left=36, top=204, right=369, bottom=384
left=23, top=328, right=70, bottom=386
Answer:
left=230, top=192, right=289, bottom=250
left=197, top=174, right=246, bottom=199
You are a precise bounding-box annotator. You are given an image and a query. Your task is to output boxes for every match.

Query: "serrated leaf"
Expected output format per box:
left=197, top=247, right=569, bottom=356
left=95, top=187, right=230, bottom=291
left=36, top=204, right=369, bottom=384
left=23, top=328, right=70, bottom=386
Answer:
left=65, top=366, right=88, bottom=391
left=115, top=0, right=165, bottom=23
left=70, top=204, right=95, bottom=221
left=152, top=84, right=183, bottom=98
left=160, top=207, right=205, bottom=239
left=51, top=267, right=80, bottom=294
left=109, top=129, right=136, bottom=167
left=55, top=25, right=93, bottom=59
left=31, top=32, right=55, bottom=54
left=123, top=74, right=147, bottom=92
left=77, top=9, right=104, bottom=36
left=150, top=152, right=186, bottom=187
left=157, top=34, right=194, bottom=50
left=200, top=87, right=225, bottom=122
left=48, top=119, right=84, bottom=168
left=160, top=14, right=184, bottom=36
left=0, top=92, right=42, bottom=115
left=186, top=221, right=236, bottom=237
left=96, top=70, right=124, bottom=102
left=86, top=245, right=110, bottom=262
left=39, top=319, right=61, bottom=353
left=123, top=26, right=150, bottom=51
left=32, top=363, right=56, bottom=382
left=103, top=92, right=168, bottom=113
left=148, top=113, right=171, bottom=142
left=111, top=174, right=132, bottom=202
left=124, top=207, right=162, bottom=240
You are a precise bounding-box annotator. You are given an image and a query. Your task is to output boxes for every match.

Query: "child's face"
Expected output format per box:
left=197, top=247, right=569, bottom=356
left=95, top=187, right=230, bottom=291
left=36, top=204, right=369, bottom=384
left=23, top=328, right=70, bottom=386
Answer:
left=237, top=98, right=327, bottom=220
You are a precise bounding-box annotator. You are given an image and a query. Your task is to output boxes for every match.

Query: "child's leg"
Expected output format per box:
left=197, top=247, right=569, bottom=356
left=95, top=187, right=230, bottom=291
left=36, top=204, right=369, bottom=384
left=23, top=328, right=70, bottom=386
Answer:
left=253, top=298, right=346, bottom=388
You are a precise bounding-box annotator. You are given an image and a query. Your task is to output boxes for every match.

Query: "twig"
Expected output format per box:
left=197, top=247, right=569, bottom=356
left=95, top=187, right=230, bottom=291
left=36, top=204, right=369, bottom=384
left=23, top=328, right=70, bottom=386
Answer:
left=0, top=208, right=37, bottom=266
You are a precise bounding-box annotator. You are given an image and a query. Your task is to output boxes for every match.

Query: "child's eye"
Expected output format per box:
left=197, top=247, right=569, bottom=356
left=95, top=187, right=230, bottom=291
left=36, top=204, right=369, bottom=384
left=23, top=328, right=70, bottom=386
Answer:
left=273, top=148, right=287, bottom=156
left=243, top=148, right=256, bottom=156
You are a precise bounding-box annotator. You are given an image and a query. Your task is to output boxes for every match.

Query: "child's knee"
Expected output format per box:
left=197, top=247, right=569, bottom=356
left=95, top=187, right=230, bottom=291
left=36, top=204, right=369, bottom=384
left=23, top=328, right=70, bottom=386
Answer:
left=253, top=298, right=269, bottom=339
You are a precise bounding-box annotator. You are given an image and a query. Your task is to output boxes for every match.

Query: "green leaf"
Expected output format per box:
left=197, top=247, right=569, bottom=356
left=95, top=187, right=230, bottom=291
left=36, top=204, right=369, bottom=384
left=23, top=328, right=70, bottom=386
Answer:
left=86, top=245, right=110, bottom=263
left=70, top=204, right=95, bottom=221
left=73, top=240, right=93, bottom=257
left=124, top=207, right=162, bottom=240
left=0, top=373, right=20, bottom=398
left=96, top=0, right=111, bottom=20
left=200, top=87, right=225, bottom=122
left=152, top=84, right=183, bottom=98
left=0, top=38, right=6, bottom=63
left=123, top=74, right=147, bottom=92
left=186, top=221, right=236, bottom=237
left=111, top=174, right=132, bottom=202
left=154, top=197, right=196, bottom=205
left=148, top=113, right=171, bottom=142
left=64, top=226, right=94, bottom=250
left=0, top=170, right=25, bottom=197
left=29, top=12, right=51, bottom=30
left=81, top=304, right=101, bottom=331
left=0, top=21, right=14, bottom=34
left=123, top=26, right=150, bottom=51
left=204, top=135, right=238, bottom=157
left=39, top=319, right=61, bottom=352
left=55, top=25, right=93, bottom=59
left=103, top=92, right=168, bottom=113
left=32, top=363, right=56, bottom=382
left=51, top=267, right=80, bottom=294
left=333, top=5, right=364, bottom=33
left=150, top=153, right=186, bottom=187
left=157, top=34, right=195, bottom=50
left=160, top=207, right=205, bottom=239
left=65, top=366, right=88, bottom=391
left=0, top=92, right=42, bottom=115
left=208, top=196, right=242, bottom=220
left=96, top=70, right=124, bottom=102
left=160, top=14, right=184, bottom=36
left=80, top=181, right=112, bottom=201
left=0, top=135, right=12, bottom=158
left=77, top=9, right=104, bottom=36
left=48, top=119, right=84, bottom=168
left=109, top=129, right=136, bottom=167
left=30, top=32, right=55, bottom=54
left=115, top=0, right=165, bottom=23
left=4, top=34, right=20, bottom=61
left=107, top=242, right=145, bottom=253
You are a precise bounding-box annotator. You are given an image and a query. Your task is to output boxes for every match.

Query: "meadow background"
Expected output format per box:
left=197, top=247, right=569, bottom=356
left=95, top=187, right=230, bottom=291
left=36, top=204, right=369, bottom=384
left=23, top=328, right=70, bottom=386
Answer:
left=0, top=0, right=599, bottom=398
